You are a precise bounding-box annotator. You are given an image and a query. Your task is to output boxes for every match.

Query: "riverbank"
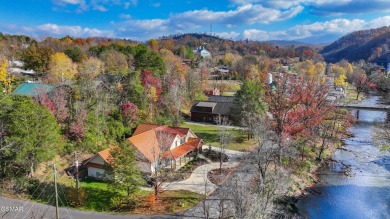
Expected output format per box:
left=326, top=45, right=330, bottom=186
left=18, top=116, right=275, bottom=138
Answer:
left=297, top=94, right=390, bottom=218
left=282, top=94, right=364, bottom=217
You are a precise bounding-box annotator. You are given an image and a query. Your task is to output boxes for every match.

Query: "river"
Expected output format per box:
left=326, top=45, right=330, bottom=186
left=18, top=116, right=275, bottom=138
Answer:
left=298, top=94, right=390, bottom=219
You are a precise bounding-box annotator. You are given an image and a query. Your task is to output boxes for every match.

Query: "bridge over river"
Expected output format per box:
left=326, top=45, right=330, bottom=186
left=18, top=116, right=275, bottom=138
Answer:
left=336, top=103, right=390, bottom=111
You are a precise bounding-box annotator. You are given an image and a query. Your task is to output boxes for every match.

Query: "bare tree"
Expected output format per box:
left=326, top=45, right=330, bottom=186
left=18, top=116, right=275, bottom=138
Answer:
left=217, top=183, right=230, bottom=219
left=150, top=129, right=172, bottom=200
left=249, top=165, right=290, bottom=219
left=229, top=173, right=252, bottom=219
left=216, top=115, right=232, bottom=174
left=202, top=168, right=212, bottom=219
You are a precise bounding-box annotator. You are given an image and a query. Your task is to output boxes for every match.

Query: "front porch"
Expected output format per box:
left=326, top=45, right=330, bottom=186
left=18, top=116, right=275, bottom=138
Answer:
left=164, top=147, right=202, bottom=171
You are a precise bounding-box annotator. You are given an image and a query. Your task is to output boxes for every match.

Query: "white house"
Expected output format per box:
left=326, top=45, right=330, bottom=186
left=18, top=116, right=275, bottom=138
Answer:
left=194, top=47, right=211, bottom=58
left=84, top=148, right=112, bottom=178
left=128, top=124, right=204, bottom=173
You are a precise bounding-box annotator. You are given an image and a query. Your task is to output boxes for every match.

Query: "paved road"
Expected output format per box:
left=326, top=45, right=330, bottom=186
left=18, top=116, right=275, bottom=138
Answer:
left=184, top=121, right=245, bottom=130
left=0, top=196, right=184, bottom=219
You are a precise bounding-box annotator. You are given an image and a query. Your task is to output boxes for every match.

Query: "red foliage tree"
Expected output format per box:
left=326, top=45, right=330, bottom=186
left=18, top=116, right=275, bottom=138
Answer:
left=68, top=108, right=87, bottom=141
left=120, top=101, right=139, bottom=124
left=264, top=74, right=334, bottom=158
left=51, top=88, right=69, bottom=123
left=34, top=91, right=55, bottom=115
left=140, top=70, right=162, bottom=100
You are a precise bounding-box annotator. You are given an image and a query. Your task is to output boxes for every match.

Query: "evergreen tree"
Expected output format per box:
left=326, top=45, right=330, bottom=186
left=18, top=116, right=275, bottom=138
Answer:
left=0, top=95, right=63, bottom=178
left=105, top=142, right=143, bottom=196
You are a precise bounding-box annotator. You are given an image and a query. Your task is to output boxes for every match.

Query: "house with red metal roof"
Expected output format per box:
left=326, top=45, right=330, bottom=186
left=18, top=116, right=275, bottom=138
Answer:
left=128, top=123, right=204, bottom=173
left=83, top=124, right=204, bottom=177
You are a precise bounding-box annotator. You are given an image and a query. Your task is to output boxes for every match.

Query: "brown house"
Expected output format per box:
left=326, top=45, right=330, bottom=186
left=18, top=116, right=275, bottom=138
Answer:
left=190, top=95, right=236, bottom=123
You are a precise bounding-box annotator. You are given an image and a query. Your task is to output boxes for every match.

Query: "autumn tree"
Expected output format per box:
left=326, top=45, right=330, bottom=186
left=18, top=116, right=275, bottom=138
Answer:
left=147, top=39, right=159, bottom=51
left=76, top=57, right=104, bottom=104
left=351, top=68, right=375, bottom=100
left=334, top=72, right=348, bottom=87
left=223, top=52, right=234, bottom=66
left=120, top=101, right=139, bottom=129
left=264, top=75, right=333, bottom=160
left=141, top=70, right=162, bottom=121
left=20, top=44, right=53, bottom=75
left=160, top=39, right=174, bottom=51
left=47, top=52, right=78, bottom=84
left=0, top=58, right=12, bottom=93
left=100, top=49, right=128, bottom=74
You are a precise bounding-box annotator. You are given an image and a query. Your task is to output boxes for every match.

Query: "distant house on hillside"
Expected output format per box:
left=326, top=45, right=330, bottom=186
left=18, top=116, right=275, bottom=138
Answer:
left=8, top=60, right=37, bottom=77
left=194, top=47, right=211, bottom=58
left=128, top=124, right=204, bottom=173
left=190, top=95, right=236, bottom=123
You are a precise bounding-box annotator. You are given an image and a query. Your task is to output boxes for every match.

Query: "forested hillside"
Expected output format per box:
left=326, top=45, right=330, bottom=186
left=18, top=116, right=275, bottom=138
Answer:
left=321, top=26, right=390, bottom=63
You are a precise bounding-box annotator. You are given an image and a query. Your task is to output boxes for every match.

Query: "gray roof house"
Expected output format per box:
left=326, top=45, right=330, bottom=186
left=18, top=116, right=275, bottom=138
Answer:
left=190, top=96, right=236, bottom=123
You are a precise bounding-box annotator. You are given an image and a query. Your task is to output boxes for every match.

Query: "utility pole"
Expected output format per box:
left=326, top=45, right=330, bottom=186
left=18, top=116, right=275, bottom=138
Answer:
left=53, top=164, right=60, bottom=219
left=74, top=151, right=80, bottom=206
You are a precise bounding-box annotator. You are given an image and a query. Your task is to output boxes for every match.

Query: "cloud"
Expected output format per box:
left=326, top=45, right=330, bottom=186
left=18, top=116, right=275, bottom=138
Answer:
left=114, top=4, right=303, bottom=40
left=119, top=13, right=131, bottom=19
left=229, top=0, right=390, bottom=15
left=55, top=0, right=84, bottom=5
left=242, top=16, right=390, bottom=41
left=52, top=0, right=137, bottom=12
left=150, top=2, right=161, bottom=7
left=1, top=23, right=114, bottom=39
left=214, top=31, right=240, bottom=40
left=172, top=4, right=303, bottom=25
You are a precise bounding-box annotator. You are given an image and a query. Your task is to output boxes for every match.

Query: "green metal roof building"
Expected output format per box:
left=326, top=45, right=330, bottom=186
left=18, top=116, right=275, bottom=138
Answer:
left=12, top=82, right=58, bottom=97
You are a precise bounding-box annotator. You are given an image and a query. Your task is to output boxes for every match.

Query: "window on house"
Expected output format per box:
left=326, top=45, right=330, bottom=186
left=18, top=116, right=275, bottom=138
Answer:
left=96, top=171, right=101, bottom=178
left=180, top=137, right=185, bottom=144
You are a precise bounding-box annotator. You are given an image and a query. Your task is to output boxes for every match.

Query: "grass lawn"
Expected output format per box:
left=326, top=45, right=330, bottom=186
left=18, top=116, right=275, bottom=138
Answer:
left=181, top=123, right=256, bottom=151
left=130, top=190, right=203, bottom=214
left=78, top=179, right=202, bottom=214
left=78, top=178, right=128, bottom=211
left=342, top=85, right=365, bottom=103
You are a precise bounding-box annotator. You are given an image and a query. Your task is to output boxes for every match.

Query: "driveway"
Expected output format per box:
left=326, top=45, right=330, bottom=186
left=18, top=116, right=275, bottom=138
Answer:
left=161, top=146, right=249, bottom=195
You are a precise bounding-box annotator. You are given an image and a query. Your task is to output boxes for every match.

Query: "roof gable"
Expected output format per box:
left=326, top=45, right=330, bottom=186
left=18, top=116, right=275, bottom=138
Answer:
left=86, top=148, right=113, bottom=166
left=128, top=124, right=193, bottom=163
left=133, top=123, right=160, bottom=136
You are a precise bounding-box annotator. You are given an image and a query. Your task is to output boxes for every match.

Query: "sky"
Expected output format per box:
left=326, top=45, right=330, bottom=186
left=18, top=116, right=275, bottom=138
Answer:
left=0, top=0, right=390, bottom=43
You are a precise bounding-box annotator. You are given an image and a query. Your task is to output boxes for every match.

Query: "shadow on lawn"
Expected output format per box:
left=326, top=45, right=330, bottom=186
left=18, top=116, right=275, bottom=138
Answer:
left=26, top=178, right=126, bottom=211
left=81, top=180, right=125, bottom=211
